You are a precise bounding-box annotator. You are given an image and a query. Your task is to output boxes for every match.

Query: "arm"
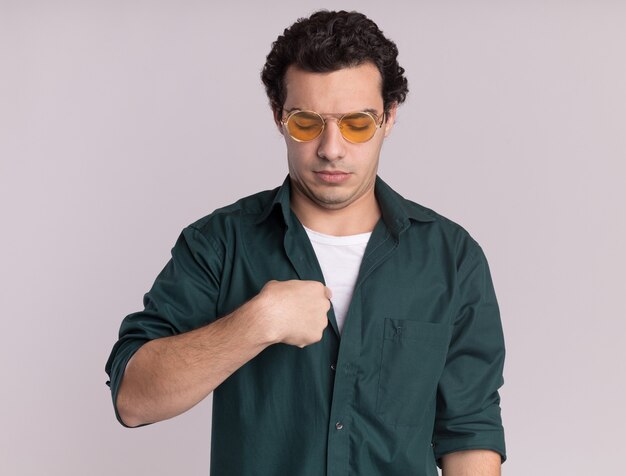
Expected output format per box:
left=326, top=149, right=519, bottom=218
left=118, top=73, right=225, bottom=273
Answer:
left=106, top=224, right=331, bottom=427
left=116, top=294, right=273, bottom=427
left=116, top=279, right=331, bottom=427
left=432, top=241, right=507, bottom=466
left=441, top=449, right=501, bottom=476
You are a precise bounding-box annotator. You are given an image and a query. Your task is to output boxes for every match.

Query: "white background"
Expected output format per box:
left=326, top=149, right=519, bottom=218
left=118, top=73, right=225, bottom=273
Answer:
left=1, top=1, right=625, bottom=474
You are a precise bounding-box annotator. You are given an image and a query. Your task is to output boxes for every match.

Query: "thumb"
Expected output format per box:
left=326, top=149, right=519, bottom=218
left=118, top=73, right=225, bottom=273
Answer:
left=324, top=286, right=333, bottom=300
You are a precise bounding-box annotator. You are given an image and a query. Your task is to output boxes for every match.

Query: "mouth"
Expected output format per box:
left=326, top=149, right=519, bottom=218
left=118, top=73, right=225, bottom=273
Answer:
left=314, top=170, right=351, bottom=184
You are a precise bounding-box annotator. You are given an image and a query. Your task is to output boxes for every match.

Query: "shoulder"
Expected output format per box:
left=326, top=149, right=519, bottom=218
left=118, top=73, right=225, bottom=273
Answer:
left=183, top=185, right=280, bottom=242
left=410, top=197, right=475, bottom=238
left=393, top=188, right=485, bottom=268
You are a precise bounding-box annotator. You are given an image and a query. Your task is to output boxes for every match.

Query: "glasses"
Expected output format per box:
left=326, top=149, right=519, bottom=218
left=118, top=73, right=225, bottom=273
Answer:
left=281, top=109, right=385, bottom=143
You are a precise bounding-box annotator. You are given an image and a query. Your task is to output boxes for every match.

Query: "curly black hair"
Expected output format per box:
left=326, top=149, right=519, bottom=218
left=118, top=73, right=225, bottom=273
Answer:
left=261, top=10, right=408, bottom=120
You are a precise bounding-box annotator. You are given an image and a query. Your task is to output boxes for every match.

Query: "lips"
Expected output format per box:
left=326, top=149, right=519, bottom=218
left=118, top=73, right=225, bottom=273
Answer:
left=315, top=171, right=351, bottom=183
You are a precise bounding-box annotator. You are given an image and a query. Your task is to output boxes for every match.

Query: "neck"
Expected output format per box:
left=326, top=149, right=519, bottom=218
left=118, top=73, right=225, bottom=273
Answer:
left=290, top=186, right=381, bottom=236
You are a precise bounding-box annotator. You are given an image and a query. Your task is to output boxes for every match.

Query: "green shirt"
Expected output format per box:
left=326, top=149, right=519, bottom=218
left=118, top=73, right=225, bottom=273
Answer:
left=105, top=175, right=506, bottom=475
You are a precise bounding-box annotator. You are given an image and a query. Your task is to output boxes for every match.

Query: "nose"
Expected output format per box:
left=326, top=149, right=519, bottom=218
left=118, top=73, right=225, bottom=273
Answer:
left=317, top=119, right=346, bottom=161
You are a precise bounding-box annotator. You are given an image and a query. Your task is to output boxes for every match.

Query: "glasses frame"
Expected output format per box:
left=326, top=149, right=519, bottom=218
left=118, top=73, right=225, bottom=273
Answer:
left=280, top=109, right=386, bottom=144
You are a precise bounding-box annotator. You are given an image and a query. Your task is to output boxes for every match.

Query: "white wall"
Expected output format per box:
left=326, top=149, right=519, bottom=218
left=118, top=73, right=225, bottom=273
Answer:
left=1, top=1, right=624, bottom=474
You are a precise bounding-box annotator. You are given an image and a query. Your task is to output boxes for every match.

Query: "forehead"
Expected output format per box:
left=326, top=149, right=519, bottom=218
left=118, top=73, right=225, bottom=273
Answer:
left=283, top=62, right=384, bottom=112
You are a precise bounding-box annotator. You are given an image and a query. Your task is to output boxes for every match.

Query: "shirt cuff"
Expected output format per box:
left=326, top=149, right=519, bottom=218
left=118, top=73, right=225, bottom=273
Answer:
left=105, top=339, right=148, bottom=428
left=433, top=430, right=507, bottom=468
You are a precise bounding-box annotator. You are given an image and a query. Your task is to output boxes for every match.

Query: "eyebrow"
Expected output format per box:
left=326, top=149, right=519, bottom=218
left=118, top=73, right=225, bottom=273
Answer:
left=284, top=107, right=381, bottom=116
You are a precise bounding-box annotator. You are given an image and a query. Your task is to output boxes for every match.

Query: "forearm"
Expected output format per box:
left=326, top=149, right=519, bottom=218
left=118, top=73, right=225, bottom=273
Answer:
left=441, top=449, right=501, bottom=476
left=116, top=297, right=274, bottom=427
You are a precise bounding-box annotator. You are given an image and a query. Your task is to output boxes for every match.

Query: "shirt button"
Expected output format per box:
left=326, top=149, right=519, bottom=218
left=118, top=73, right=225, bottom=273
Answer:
left=335, top=421, right=343, bottom=430
left=330, top=363, right=336, bottom=371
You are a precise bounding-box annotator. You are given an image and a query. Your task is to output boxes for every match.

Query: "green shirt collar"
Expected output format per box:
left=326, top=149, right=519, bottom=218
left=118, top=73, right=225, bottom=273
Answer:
left=255, top=175, right=435, bottom=237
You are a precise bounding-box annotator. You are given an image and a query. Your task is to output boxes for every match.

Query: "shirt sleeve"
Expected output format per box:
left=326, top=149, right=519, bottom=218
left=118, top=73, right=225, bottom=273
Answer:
left=104, top=225, right=224, bottom=427
left=432, top=241, right=507, bottom=466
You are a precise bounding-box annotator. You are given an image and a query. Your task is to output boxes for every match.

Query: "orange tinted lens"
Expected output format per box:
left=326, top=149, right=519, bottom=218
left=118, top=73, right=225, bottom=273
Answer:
left=286, top=111, right=324, bottom=141
left=339, top=112, right=377, bottom=143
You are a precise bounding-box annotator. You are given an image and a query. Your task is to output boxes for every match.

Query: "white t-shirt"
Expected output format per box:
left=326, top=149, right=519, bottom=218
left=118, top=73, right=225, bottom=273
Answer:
left=303, top=226, right=372, bottom=335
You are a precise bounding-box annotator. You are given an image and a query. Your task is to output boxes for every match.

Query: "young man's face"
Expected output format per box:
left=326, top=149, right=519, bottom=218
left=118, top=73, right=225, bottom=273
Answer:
left=277, top=62, right=397, bottom=213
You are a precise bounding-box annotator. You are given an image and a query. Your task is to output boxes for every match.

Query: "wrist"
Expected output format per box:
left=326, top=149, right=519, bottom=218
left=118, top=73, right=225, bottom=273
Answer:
left=233, top=293, right=279, bottom=347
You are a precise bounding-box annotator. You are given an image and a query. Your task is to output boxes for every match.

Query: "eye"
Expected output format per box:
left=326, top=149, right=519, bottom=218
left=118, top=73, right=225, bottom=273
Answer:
left=344, top=123, right=370, bottom=131
left=342, top=114, right=374, bottom=131
left=291, top=112, right=323, bottom=130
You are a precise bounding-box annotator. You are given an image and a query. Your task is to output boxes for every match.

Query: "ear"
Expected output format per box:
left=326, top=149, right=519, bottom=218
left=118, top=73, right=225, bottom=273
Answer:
left=273, top=109, right=284, bottom=135
left=383, top=102, right=398, bottom=138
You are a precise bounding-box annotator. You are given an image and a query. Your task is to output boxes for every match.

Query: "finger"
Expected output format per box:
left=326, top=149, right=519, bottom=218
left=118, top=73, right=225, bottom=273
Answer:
left=324, top=286, right=333, bottom=300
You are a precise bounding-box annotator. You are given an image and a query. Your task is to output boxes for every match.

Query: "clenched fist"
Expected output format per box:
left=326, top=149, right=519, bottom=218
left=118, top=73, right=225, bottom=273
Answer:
left=254, top=280, right=332, bottom=348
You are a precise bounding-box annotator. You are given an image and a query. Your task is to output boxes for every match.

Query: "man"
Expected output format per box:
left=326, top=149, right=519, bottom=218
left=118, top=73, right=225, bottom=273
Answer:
left=106, top=10, right=506, bottom=475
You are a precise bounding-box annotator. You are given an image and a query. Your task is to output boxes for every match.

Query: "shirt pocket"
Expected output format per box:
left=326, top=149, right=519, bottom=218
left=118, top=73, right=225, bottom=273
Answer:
left=375, top=318, right=452, bottom=426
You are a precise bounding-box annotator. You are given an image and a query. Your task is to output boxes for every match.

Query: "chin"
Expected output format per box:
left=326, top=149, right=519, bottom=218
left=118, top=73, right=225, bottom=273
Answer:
left=312, top=193, right=354, bottom=209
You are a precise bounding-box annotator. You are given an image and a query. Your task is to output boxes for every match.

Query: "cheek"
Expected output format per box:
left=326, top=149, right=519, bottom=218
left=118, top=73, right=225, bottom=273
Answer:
left=287, top=142, right=317, bottom=165
left=363, top=143, right=382, bottom=166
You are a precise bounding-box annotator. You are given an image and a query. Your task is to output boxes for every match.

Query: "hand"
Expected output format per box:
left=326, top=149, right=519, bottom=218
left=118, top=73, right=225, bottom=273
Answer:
left=254, top=280, right=332, bottom=348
